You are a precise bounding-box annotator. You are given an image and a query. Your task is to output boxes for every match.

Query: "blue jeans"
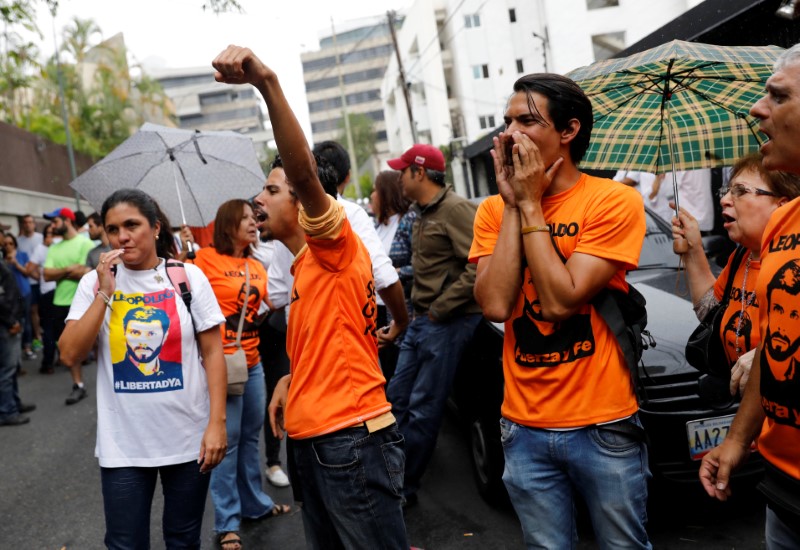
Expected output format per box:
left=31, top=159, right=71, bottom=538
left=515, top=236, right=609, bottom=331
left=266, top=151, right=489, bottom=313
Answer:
left=210, top=362, right=274, bottom=532
left=386, top=313, right=481, bottom=496
left=501, top=416, right=652, bottom=549
left=0, top=329, right=22, bottom=421
left=766, top=506, right=800, bottom=550
left=292, top=424, right=408, bottom=549
left=100, top=460, right=210, bottom=550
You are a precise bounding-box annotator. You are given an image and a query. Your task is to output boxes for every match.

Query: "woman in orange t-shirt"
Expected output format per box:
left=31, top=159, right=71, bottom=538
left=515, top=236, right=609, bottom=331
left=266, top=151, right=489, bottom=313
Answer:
left=193, top=199, right=290, bottom=550
left=672, top=154, right=800, bottom=397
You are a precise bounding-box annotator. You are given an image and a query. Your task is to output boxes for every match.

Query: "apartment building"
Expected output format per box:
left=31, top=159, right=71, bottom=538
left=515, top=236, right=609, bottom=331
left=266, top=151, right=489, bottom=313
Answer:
left=301, top=15, right=399, bottom=169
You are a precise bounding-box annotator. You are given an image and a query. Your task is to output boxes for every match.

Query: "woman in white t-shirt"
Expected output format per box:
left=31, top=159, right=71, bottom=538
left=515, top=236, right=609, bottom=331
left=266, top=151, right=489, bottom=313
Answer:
left=58, top=189, right=228, bottom=549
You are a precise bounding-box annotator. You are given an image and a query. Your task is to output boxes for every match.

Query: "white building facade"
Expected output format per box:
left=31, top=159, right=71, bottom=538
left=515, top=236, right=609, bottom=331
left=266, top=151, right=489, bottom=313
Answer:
left=382, top=0, right=703, bottom=195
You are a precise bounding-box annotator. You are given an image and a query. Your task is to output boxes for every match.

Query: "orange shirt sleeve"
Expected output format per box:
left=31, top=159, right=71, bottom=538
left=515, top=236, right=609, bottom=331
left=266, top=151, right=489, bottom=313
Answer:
left=469, top=195, right=505, bottom=263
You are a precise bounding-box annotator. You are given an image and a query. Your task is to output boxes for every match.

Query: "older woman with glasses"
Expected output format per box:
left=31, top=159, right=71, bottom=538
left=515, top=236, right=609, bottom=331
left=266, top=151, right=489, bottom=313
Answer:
left=672, top=153, right=800, bottom=396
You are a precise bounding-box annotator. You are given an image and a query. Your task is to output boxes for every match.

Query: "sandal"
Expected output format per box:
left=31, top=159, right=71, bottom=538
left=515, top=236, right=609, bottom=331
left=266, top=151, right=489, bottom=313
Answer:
left=244, top=503, right=292, bottom=522
left=217, top=531, right=242, bottom=550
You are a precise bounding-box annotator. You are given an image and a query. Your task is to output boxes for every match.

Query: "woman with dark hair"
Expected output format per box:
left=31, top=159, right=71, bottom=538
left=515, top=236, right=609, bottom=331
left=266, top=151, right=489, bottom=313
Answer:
left=4, top=233, right=36, bottom=360
left=58, top=188, right=228, bottom=548
left=673, top=153, right=800, bottom=396
left=370, top=170, right=411, bottom=380
left=192, top=199, right=290, bottom=550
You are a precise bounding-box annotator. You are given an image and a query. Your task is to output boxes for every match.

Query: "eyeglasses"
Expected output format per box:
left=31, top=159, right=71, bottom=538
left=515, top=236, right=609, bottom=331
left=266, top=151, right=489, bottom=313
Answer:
left=718, top=183, right=778, bottom=200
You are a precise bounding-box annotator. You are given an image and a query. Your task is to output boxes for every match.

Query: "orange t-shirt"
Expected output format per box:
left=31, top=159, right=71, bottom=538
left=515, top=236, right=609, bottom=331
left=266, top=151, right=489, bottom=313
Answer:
left=713, top=251, right=761, bottom=366
left=191, top=247, right=267, bottom=367
left=468, top=174, right=645, bottom=428
left=286, top=197, right=391, bottom=439
left=756, top=197, right=800, bottom=480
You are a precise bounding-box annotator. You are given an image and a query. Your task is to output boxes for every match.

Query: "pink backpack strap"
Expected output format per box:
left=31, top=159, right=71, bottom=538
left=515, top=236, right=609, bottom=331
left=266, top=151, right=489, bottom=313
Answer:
left=164, top=260, right=192, bottom=312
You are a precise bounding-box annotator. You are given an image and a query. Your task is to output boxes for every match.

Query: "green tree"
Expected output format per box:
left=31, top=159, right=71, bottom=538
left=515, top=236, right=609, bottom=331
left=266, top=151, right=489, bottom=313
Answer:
left=337, top=112, right=377, bottom=170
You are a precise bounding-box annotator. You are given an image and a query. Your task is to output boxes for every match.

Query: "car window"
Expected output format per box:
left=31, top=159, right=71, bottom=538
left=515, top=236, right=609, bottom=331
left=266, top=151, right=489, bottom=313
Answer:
left=637, top=208, right=681, bottom=270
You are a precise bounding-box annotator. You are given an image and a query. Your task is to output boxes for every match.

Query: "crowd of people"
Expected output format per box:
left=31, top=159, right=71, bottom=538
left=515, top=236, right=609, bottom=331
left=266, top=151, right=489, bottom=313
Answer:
left=2, top=40, right=800, bottom=550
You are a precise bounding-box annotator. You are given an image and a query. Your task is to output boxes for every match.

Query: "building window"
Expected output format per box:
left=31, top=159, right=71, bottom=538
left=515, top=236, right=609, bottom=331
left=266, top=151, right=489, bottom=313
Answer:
left=509, top=8, right=517, bottom=22
left=516, top=59, right=524, bottom=73
left=479, top=115, right=496, bottom=129
left=472, top=64, right=489, bottom=79
left=464, top=13, right=481, bottom=28
left=587, top=0, right=619, bottom=8
left=591, top=31, right=625, bottom=61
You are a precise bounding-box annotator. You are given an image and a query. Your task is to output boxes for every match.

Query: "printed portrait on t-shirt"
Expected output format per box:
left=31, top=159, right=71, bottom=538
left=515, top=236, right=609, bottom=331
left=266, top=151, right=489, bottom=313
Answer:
left=223, top=282, right=262, bottom=343
left=512, top=290, right=595, bottom=368
left=109, top=289, right=184, bottom=393
left=761, top=259, right=800, bottom=428
left=722, top=310, right=752, bottom=366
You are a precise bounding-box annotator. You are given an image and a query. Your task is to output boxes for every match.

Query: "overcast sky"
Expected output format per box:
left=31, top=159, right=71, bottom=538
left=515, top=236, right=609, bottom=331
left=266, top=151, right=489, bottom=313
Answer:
left=35, top=0, right=410, bottom=137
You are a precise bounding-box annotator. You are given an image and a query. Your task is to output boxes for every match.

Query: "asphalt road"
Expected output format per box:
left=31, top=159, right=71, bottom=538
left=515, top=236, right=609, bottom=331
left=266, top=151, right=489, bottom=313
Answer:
left=2, top=355, right=768, bottom=549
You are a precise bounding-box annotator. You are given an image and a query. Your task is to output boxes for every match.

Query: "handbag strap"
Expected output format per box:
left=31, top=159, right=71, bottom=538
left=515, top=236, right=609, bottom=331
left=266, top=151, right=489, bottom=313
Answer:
left=234, top=262, right=251, bottom=349
left=720, top=246, right=748, bottom=308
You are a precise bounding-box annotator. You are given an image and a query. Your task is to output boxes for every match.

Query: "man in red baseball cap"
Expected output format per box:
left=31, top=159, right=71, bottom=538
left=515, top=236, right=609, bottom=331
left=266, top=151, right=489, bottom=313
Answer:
left=383, top=143, right=481, bottom=507
left=43, top=207, right=76, bottom=222
left=386, top=144, right=446, bottom=173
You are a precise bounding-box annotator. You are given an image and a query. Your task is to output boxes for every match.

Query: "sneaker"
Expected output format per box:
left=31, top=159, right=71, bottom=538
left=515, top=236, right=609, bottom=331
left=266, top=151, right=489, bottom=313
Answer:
left=23, top=349, right=37, bottom=360
left=65, top=384, right=88, bottom=405
left=32, top=339, right=43, bottom=352
left=0, top=414, right=30, bottom=426
left=18, top=403, right=36, bottom=413
left=266, top=466, right=290, bottom=487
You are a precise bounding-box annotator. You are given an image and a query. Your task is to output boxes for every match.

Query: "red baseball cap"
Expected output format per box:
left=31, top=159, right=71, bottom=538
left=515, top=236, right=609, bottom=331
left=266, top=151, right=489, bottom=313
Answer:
left=43, top=207, right=76, bottom=222
left=387, top=144, right=445, bottom=172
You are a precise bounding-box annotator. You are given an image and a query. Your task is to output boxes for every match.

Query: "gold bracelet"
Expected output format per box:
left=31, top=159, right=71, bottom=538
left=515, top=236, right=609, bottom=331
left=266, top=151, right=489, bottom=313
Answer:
left=97, top=290, right=113, bottom=310
left=520, top=225, right=550, bottom=235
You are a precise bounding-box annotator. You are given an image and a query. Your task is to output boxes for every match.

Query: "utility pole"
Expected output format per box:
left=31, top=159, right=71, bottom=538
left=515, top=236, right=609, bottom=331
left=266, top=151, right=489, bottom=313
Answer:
left=532, top=29, right=549, bottom=73
left=387, top=11, right=417, bottom=143
left=331, top=18, right=360, bottom=197
left=50, top=6, right=81, bottom=211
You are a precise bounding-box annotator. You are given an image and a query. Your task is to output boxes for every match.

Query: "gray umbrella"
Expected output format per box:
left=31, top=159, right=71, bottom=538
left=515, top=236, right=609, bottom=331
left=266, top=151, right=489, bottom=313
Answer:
left=70, top=123, right=266, bottom=227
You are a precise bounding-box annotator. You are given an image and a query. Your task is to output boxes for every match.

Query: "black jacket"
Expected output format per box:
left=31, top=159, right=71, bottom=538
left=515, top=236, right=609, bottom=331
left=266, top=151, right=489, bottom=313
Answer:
left=0, top=261, right=24, bottom=330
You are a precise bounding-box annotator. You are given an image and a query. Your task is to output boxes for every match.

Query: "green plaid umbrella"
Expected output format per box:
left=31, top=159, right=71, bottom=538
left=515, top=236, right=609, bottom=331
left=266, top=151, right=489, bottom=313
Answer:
left=566, top=40, right=783, bottom=178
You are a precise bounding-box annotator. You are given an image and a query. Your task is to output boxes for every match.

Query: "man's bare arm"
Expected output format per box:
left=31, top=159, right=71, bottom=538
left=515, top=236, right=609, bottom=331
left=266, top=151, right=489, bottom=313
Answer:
left=212, top=46, right=328, bottom=218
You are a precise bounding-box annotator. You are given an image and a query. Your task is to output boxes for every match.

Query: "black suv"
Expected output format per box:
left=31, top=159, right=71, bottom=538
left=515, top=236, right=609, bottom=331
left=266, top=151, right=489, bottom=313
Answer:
left=450, top=207, right=763, bottom=505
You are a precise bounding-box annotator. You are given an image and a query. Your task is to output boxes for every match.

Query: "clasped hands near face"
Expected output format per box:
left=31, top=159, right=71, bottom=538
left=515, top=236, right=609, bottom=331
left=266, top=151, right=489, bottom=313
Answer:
left=491, top=131, right=564, bottom=209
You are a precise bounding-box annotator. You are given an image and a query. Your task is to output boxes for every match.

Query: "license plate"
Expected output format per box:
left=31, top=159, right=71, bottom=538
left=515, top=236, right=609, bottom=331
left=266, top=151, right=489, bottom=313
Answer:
left=686, top=415, right=736, bottom=461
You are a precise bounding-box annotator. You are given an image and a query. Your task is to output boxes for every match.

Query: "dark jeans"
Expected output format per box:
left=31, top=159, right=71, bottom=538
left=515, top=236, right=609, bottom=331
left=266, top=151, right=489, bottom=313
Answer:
left=39, top=292, right=59, bottom=369
left=100, top=461, right=210, bottom=550
left=386, top=313, right=481, bottom=497
left=292, top=424, right=408, bottom=550
left=257, top=311, right=290, bottom=469
left=377, top=305, right=400, bottom=382
left=21, top=292, right=32, bottom=348
left=0, top=329, right=22, bottom=420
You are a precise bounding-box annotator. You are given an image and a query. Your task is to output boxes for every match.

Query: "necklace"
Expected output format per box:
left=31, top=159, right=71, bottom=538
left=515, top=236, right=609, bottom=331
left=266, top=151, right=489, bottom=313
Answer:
left=735, top=253, right=755, bottom=357
left=152, top=259, right=164, bottom=284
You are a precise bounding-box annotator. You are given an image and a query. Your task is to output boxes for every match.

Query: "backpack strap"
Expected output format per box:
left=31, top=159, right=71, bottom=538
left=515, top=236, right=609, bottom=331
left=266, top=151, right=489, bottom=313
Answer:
left=547, top=232, right=649, bottom=401
left=164, top=260, right=192, bottom=313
